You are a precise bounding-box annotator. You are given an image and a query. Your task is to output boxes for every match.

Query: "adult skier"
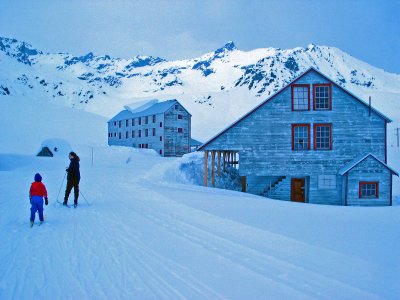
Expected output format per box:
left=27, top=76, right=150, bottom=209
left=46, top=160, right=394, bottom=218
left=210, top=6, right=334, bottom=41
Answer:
left=29, top=173, right=48, bottom=226
left=63, top=151, right=80, bottom=208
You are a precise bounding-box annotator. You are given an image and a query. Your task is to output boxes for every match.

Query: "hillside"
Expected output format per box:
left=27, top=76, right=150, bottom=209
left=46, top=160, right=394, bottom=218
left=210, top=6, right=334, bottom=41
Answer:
left=1, top=36, right=400, bottom=141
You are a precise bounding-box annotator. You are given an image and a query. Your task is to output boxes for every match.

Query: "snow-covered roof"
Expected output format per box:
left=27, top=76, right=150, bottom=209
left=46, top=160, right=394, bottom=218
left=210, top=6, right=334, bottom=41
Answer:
left=108, top=99, right=187, bottom=122
left=339, top=153, right=399, bottom=176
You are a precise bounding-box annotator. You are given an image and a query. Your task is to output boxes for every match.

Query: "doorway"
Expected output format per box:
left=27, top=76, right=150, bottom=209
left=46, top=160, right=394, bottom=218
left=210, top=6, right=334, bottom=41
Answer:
left=291, top=178, right=306, bottom=202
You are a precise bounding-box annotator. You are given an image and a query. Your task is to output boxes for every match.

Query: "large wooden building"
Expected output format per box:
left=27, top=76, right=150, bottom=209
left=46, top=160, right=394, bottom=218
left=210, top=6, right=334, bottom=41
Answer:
left=199, top=68, right=398, bottom=206
left=108, top=99, right=191, bottom=157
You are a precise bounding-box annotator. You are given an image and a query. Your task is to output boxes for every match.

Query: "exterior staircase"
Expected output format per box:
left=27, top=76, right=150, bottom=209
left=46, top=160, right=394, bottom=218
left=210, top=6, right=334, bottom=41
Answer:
left=263, top=176, right=291, bottom=200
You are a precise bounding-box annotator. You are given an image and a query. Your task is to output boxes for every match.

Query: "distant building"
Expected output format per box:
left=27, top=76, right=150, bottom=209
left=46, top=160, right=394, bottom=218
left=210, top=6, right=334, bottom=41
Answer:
left=108, top=99, right=191, bottom=157
left=199, top=67, right=398, bottom=206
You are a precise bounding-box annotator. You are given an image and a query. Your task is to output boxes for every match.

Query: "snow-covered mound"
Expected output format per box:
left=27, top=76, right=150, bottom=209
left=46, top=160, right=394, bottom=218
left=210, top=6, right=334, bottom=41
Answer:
left=38, top=138, right=72, bottom=157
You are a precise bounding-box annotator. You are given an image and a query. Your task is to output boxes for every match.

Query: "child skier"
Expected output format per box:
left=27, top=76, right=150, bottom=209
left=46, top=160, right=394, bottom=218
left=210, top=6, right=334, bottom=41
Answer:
left=29, top=173, right=48, bottom=227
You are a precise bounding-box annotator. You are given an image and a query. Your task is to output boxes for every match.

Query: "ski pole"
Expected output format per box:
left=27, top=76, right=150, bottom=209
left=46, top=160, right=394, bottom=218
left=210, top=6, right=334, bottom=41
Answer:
left=79, top=190, right=91, bottom=206
left=56, top=172, right=67, bottom=203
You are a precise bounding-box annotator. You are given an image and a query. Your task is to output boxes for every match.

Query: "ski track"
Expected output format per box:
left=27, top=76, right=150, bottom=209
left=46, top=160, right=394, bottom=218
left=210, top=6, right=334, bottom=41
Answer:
left=0, top=166, right=390, bottom=299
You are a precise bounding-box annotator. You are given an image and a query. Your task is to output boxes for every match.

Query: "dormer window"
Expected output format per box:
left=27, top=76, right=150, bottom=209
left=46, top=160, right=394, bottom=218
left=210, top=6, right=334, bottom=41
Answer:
left=291, top=84, right=310, bottom=111
left=314, top=84, right=332, bottom=110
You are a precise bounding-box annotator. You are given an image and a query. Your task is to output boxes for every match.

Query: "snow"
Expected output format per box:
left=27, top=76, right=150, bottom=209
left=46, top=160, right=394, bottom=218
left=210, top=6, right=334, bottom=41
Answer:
left=1, top=90, right=400, bottom=299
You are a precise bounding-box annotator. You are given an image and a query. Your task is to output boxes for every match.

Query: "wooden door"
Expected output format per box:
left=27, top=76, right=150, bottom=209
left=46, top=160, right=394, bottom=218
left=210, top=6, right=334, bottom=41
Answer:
left=291, top=178, right=305, bottom=202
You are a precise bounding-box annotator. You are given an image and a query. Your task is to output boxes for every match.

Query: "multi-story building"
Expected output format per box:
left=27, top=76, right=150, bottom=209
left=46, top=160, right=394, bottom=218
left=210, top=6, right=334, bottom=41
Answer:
left=108, top=99, right=191, bottom=157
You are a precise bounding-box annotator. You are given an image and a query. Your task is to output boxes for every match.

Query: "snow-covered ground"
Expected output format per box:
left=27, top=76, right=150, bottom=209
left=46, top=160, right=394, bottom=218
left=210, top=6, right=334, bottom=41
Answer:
left=0, top=95, right=399, bottom=299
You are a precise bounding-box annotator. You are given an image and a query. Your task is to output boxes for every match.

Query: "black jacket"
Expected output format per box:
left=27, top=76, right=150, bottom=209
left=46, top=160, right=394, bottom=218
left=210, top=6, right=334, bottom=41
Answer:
left=67, top=157, right=80, bottom=182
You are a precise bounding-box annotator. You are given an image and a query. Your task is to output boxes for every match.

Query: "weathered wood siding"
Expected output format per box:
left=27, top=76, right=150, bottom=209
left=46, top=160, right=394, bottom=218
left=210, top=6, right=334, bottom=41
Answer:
left=108, top=113, right=165, bottom=155
left=346, top=156, right=391, bottom=206
left=202, top=70, right=386, bottom=205
left=164, top=103, right=191, bottom=157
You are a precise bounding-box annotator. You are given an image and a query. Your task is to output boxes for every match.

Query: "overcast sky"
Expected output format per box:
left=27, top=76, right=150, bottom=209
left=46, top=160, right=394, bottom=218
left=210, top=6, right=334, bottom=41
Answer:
left=1, top=0, right=399, bottom=73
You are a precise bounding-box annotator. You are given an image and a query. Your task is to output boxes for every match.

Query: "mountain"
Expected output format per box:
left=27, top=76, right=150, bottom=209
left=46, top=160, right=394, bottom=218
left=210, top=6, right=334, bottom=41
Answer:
left=1, top=36, right=400, bottom=141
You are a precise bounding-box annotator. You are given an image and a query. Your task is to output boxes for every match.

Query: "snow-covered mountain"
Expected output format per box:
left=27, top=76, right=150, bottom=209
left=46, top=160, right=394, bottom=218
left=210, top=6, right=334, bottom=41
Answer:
left=1, top=36, right=400, bottom=140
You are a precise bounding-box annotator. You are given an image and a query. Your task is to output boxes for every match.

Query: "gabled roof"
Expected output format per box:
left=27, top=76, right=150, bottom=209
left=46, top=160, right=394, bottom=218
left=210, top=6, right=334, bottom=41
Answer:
left=108, top=99, right=191, bottom=122
left=339, top=153, right=398, bottom=176
left=198, top=67, right=392, bottom=151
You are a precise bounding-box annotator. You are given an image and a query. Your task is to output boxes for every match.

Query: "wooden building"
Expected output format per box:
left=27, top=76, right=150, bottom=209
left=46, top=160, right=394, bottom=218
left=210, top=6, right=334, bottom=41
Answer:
left=108, top=99, right=191, bottom=157
left=199, top=68, right=398, bottom=206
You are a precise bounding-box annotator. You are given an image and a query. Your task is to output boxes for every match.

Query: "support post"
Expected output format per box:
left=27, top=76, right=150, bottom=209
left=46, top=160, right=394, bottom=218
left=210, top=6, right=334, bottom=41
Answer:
left=223, top=151, right=226, bottom=171
left=217, top=151, right=221, bottom=176
left=204, top=151, right=208, bottom=187
left=241, top=176, right=247, bottom=192
left=211, top=151, right=216, bottom=187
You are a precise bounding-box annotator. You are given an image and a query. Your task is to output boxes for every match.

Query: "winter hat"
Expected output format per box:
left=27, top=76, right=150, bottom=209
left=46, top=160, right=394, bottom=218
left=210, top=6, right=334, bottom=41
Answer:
left=34, top=173, right=42, bottom=182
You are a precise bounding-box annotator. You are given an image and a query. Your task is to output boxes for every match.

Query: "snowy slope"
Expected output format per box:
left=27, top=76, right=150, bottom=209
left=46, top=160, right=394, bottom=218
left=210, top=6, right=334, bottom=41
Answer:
left=1, top=36, right=400, bottom=142
left=1, top=93, right=400, bottom=299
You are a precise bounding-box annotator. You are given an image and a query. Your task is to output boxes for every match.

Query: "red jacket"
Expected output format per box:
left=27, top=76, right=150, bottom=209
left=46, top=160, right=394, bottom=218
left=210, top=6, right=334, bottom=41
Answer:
left=30, top=182, right=48, bottom=198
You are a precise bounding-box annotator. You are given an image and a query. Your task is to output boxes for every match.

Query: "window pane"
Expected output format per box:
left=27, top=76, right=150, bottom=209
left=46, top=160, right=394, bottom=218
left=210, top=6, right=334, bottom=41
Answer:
left=293, top=86, right=309, bottom=110
left=315, top=125, right=331, bottom=149
left=294, top=126, right=308, bottom=150
left=315, top=86, right=330, bottom=110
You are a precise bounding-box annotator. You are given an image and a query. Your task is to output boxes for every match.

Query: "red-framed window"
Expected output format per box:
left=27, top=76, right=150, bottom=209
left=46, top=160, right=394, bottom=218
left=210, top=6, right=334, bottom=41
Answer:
left=292, top=124, right=310, bottom=150
left=359, top=182, right=379, bottom=198
left=313, top=83, right=332, bottom=110
left=314, top=124, right=332, bottom=150
left=291, top=84, right=310, bottom=111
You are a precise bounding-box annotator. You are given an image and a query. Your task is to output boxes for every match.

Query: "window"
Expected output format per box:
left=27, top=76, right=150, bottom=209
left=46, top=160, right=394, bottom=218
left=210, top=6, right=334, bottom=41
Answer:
left=318, top=175, right=336, bottom=190
left=145, top=129, right=148, bottom=137
left=178, top=114, right=183, bottom=120
left=291, top=84, right=310, bottom=111
left=292, top=124, right=310, bottom=150
left=132, top=119, right=135, bottom=126
left=160, top=122, right=163, bottom=128
left=152, top=128, right=156, bottom=136
left=126, top=131, right=129, bottom=139
left=126, top=120, right=128, bottom=127
left=118, top=132, right=121, bottom=139
left=152, top=115, right=156, bottom=123
left=359, top=182, right=379, bottom=198
left=314, top=124, right=332, bottom=150
left=314, top=84, right=331, bottom=110
left=175, top=104, right=179, bottom=110
left=159, top=149, right=163, bottom=155
left=139, top=118, right=142, bottom=125
left=132, top=130, right=135, bottom=138
left=138, top=130, right=142, bottom=138
left=145, top=116, right=148, bottom=124
left=178, top=128, right=183, bottom=133
left=118, top=121, right=121, bottom=128
left=160, top=136, right=163, bottom=141
left=114, top=121, right=116, bottom=126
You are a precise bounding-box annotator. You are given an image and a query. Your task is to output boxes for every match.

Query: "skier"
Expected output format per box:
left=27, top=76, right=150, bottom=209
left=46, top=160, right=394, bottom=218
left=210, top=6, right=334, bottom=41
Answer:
left=29, top=173, right=48, bottom=227
left=63, top=151, right=80, bottom=208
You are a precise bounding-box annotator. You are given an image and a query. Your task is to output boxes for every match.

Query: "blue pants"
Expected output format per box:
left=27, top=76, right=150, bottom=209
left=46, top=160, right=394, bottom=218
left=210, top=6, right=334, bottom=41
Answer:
left=30, top=196, right=44, bottom=222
